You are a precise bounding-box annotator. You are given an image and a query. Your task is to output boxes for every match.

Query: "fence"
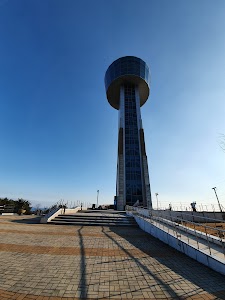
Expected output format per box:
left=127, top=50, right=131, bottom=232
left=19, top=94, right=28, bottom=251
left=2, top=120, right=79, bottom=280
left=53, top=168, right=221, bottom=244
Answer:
left=52, top=200, right=93, bottom=209
left=152, top=203, right=225, bottom=212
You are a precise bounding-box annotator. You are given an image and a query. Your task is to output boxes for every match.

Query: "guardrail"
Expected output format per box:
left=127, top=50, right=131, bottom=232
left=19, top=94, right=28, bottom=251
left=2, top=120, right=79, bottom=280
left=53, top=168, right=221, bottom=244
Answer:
left=126, top=206, right=225, bottom=259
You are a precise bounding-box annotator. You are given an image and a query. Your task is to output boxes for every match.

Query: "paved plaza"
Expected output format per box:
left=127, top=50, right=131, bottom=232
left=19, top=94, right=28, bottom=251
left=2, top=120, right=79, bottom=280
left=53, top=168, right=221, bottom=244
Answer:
left=0, top=215, right=224, bottom=300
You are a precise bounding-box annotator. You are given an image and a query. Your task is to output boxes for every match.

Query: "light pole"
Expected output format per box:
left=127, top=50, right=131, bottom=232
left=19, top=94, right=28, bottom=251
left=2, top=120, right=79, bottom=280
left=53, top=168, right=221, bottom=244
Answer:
left=97, top=190, right=99, bottom=209
left=212, top=187, right=223, bottom=213
left=155, top=193, right=159, bottom=210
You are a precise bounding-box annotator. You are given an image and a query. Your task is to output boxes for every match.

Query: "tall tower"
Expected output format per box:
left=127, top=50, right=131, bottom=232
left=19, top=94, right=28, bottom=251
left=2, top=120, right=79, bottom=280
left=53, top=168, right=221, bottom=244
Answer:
left=105, top=56, right=152, bottom=210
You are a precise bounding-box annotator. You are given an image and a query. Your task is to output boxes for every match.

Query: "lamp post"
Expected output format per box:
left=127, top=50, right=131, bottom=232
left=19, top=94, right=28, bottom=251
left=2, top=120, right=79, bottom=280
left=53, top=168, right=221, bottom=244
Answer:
left=212, top=187, right=223, bottom=213
left=155, top=193, right=159, bottom=210
left=97, top=190, right=99, bottom=209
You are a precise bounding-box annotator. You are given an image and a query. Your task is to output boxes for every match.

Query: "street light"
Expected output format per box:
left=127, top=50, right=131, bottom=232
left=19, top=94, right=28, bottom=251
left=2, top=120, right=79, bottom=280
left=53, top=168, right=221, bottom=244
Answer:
left=212, top=187, right=223, bottom=213
left=155, top=193, right=159, bottom=210
left=97, top=190, right=99, bottom=209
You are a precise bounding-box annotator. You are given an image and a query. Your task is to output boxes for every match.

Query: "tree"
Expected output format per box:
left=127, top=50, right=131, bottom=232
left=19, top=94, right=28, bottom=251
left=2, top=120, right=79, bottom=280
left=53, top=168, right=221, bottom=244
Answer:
left=16, top=198, right=31, bottom=215
left=0, top=198, right=32, bottom=214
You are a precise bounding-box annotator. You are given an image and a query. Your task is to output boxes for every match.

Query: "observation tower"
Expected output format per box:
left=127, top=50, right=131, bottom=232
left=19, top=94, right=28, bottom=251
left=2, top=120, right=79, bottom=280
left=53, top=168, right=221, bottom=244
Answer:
left=105, top=56, right=152, bottom=210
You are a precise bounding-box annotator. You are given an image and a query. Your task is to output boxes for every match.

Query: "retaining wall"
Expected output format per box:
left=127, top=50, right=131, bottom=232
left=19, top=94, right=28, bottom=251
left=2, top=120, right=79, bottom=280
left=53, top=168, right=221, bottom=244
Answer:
left=132, top=214, right=225, bottom=276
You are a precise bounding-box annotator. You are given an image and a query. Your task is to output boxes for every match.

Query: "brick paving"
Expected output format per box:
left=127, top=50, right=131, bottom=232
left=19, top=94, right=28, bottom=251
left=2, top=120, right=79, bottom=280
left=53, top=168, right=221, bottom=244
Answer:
left=0, top=215, right=224, bottom=300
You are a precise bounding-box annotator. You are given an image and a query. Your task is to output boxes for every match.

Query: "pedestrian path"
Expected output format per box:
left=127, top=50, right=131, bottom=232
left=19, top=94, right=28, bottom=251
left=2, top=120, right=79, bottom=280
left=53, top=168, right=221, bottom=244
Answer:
left=0, top=215, right=225, bottom=299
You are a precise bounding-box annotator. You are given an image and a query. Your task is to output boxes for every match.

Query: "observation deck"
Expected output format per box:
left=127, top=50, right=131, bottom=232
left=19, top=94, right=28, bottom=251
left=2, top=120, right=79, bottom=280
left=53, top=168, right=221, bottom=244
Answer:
left=105, top=56, right=151, bottom=110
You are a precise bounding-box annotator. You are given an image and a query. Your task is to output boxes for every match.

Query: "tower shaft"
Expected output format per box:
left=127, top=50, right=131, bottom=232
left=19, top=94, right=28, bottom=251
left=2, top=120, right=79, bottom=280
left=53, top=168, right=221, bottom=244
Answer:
left=116, top=84, right=152, bottom=210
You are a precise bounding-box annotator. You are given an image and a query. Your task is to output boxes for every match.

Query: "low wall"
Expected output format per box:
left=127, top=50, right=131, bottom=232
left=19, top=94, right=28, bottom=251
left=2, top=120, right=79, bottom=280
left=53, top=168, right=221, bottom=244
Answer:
left=132, top=214, right=225, bottom=276
left=1, top=213, right=16, bottom=216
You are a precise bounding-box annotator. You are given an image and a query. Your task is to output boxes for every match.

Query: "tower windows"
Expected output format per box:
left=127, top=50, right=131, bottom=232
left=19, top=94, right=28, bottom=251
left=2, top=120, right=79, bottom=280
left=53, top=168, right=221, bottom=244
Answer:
left=124, top=84, right=143, bottom=205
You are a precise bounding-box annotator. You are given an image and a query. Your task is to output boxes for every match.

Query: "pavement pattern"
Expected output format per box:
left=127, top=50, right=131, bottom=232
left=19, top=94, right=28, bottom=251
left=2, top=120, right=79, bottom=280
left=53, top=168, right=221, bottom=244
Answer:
left=0, top=215, right=224, bottom=300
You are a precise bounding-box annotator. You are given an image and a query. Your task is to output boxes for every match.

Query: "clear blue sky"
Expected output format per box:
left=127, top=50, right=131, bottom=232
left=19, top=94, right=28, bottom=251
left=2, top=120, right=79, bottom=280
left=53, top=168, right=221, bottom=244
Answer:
left=0, top=0, right=225, bottom=210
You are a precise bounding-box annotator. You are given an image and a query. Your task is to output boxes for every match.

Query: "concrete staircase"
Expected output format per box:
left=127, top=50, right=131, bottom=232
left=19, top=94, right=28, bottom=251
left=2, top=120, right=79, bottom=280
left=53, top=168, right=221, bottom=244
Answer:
left=50, top=210, right=137, bottom=227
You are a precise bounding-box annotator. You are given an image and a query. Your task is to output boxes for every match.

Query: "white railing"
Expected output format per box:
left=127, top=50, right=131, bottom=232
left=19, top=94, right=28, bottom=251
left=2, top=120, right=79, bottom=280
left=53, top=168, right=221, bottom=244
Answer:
left=126, top=206, right=225, bottom=259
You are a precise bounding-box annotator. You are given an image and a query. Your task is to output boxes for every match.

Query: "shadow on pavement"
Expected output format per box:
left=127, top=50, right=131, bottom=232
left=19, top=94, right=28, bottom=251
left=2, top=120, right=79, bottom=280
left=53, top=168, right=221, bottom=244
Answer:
left=10, top=216, right=42, bottom=224
left=78, top=225, right=87, bottom=299
left=106, top=225, right=225, bottom=299
left=101, top=226, right=181, bottom=299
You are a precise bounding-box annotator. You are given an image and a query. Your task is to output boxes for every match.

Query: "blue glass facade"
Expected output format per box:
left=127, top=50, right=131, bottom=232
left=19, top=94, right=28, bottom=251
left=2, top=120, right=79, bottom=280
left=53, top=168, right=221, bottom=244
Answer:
left=105, top=56, right=150, bottom=93
left=124, top=84, right=143, bottom=205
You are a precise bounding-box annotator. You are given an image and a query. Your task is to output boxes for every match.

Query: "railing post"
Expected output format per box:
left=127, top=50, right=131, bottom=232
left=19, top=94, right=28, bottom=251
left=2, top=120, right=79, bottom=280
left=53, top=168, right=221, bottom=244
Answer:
left=204, top=225, right=212, bottom=255
left=193, top=221, right=199, bottom=250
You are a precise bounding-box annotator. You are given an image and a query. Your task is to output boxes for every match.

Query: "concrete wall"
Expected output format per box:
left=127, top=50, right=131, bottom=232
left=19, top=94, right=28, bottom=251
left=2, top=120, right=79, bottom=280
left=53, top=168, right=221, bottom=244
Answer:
left=1, top=213, right=16, bottom=216
left=132, top=214, right=225, bottom=276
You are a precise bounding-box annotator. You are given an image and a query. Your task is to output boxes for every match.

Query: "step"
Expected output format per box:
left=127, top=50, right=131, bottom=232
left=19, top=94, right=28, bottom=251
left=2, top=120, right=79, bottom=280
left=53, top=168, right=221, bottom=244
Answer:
left=50, top=211, right=137, bottom=227
left=55, top=216, right=135, bottom=222
left=53, top=217, right=136, bottom=224
left=50, top=220, right=138, bottom=227
left=58, top=214, right=133, bottom=219
left=77, top=210, right=126, bottom=214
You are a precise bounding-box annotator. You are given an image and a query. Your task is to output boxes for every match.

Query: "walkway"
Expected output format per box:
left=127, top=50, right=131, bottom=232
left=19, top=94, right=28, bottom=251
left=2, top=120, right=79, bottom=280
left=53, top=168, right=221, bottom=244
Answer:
left=0, top=215, right=224, bottom=300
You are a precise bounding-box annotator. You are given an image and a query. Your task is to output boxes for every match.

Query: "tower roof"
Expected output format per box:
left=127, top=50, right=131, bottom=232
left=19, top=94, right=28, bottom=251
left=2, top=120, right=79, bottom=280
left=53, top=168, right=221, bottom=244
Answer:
left=105, top=56, right=150, bottom=109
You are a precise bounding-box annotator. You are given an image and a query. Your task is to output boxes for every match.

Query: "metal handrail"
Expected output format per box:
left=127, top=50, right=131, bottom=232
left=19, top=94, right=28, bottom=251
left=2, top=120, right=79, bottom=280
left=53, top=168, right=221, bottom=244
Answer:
left=151, top=210, right=225, bottom=224
left=153, top=215, right=225, bottom=235
left=127, top=206, right=225, bottom=258
left=137, top=209, right=225, bottom=237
